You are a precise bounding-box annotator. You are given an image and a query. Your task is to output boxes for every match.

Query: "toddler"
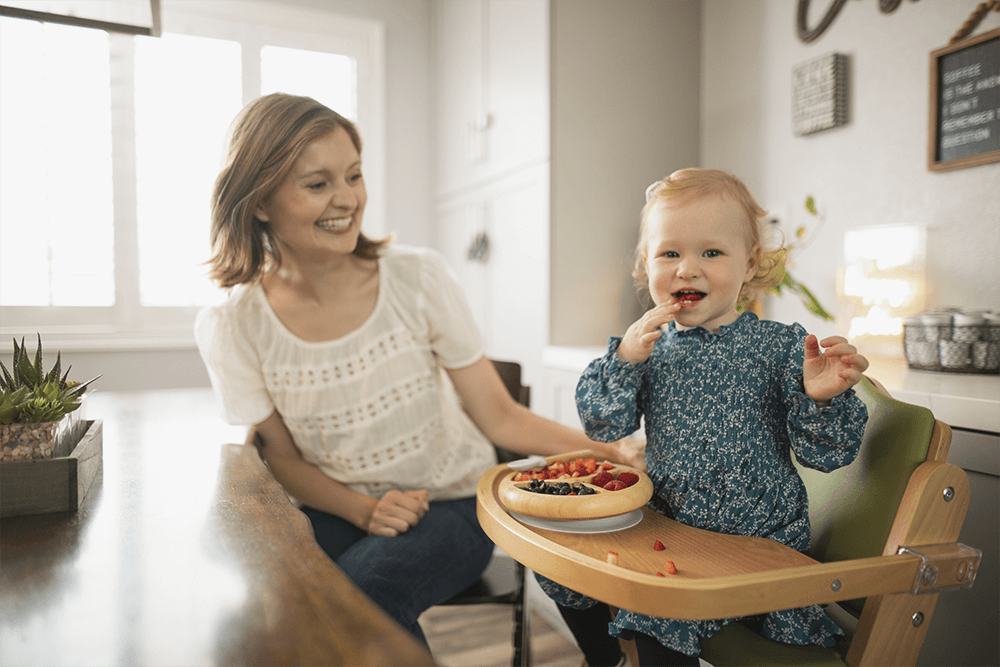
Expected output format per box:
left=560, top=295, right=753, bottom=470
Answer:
left=539, top=168, right=869, bottom=666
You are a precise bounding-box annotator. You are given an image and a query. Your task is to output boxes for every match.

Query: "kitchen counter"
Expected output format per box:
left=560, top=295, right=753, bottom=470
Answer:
left=865, top=355, right=999, bottom=434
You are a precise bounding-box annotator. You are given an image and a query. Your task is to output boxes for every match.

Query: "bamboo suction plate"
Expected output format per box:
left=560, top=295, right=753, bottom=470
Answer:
left=498, top=451, right=653, bottom=522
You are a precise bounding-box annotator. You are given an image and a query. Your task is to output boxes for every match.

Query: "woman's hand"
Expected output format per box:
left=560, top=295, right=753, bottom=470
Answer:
left=367, top=489, right=430, bottom=537
left=802, top=334, right=869, bottom=405
left=617, top=302, right=681, bottom=364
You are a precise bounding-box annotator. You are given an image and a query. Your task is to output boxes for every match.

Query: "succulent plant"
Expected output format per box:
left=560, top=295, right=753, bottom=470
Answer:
left=0, top=335, right=100, bottom=425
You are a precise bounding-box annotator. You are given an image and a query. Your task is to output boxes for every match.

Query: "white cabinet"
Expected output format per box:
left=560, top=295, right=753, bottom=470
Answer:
left=435, top=164, right=549, bottom=388
left=435, top=0, right=548, bottom=197
left=434, top=0, right=549, bottom=390
left=540, top=346, right=605, bottom=429
left=433, top=0, right=701, bottom=408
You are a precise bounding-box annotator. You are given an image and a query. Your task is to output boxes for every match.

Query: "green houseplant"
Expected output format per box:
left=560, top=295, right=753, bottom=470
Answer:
left=0, top=335, right=100, bottom=461
left=743, top=196, right=835, bottom=321
left=771, top=196, right=835, bottom=321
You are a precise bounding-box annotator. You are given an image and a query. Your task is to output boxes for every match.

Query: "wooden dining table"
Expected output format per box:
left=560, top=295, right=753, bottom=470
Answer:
left=0, top=389, right=434, bottom=667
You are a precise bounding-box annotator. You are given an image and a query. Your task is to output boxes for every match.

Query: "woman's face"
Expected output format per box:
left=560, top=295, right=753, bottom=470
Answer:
left=256, top=126, right=367, bottom=262
left=644, top=195, right=758, bottom=333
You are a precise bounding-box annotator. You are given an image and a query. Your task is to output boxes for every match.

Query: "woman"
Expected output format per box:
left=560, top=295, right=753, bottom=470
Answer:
left=195, top=93, right=643, bottom=645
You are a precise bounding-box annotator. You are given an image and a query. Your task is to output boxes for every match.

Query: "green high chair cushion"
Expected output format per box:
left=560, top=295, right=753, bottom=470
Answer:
left=700, top=377, right=938, bottom=666
left=700, top=621, right=848, bottom=667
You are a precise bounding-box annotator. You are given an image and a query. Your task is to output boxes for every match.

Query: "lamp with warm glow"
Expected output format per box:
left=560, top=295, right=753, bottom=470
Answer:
left=837, top=225, right=926, bottom=356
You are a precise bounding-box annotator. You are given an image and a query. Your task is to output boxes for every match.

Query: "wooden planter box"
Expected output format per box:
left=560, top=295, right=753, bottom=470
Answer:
left=0, top=419, right=103, bottom=518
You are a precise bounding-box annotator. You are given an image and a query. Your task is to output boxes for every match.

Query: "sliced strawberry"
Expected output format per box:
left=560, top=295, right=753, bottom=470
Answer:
left=583, top=457, right=598, bottom=474
left=606, top=551, right=619, bottom=565
left=656, top=571, right=665, bottom=577
left=513, top=472, right=532, bottom=482
left=616, top=471, right=639, bottom=487
left=603, top=480, right=627, bottom=491
left=653, top=540, right=666, bottom=551
left=591, top=471, right=614, bottom=487
left=673, top=290, right=706, bottom=303
left=601, top=462, right=614, bottom=470
left=663, top=560, right=677, bottom=575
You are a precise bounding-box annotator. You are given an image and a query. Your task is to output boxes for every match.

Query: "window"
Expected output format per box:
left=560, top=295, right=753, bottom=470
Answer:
left=0, top=1, right=385, bottom=349
left=0, top=19, right=115, bottom=308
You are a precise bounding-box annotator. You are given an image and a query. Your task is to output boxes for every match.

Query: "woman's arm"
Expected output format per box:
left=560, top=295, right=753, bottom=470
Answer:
left=254, top=411, right=429, bottom=536
left=446, top=357, right=645, bottom=470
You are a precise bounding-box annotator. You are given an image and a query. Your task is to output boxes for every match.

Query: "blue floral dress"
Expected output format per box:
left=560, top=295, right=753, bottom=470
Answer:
left=536, top=313, right=869, bottom=657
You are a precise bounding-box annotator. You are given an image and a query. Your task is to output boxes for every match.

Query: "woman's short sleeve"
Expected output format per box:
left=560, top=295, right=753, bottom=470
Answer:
left=417, top=249, right=485, bottom=369
left=194, top=302, right=274, bottom=426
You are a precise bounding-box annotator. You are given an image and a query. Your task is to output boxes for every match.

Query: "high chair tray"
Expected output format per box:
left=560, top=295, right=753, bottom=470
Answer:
left=478, top=456, right=935, bottom=621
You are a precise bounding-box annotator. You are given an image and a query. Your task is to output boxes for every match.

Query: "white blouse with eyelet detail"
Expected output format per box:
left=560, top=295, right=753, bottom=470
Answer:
left=195, top=245, right=498, bottom=501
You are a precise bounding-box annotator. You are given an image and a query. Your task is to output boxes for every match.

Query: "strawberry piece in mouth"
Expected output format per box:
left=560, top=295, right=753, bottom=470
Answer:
left=673, top=290, right=706, bottom=303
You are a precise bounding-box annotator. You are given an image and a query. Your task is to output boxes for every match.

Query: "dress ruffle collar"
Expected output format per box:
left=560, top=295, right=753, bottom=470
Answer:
left=667, top=310, right=758, bottom=340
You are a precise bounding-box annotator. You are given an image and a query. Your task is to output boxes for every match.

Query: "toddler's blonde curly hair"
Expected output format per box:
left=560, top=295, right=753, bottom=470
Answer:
left=634, top=168, right=786, bottom=308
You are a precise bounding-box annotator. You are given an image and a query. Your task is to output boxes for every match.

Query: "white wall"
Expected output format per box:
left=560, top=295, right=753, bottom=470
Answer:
left=549, top=0, right=702, bottom=347
left=702, top=0, right=1000, bottom=345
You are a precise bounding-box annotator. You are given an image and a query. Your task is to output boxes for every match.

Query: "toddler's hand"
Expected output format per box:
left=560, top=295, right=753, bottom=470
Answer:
left=617, top=303, right=682, bottom=364
left=367, top=489, right=430, bottom=537
left=802, top=335, right=869, bottom=405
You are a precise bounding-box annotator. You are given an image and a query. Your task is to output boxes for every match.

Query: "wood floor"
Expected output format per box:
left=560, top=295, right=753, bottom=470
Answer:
left=420, top=604, right=583, bottom=667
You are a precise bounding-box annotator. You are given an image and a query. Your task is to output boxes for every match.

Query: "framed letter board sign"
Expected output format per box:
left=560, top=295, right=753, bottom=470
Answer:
left=928, top=28, right=999, bottom=172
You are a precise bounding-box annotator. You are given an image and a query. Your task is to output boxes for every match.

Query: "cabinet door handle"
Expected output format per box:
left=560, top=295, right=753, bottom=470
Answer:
left=468, top=232, right=490, bottom=262
left=469, top=112, right=493, bottom=132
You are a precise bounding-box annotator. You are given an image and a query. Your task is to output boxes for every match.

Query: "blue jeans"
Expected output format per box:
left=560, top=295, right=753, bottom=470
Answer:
left=300, top=496, right=494, bottom=644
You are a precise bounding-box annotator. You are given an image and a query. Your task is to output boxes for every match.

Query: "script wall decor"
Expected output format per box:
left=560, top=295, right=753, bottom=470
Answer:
left=797, top=0, right=920, bottom=43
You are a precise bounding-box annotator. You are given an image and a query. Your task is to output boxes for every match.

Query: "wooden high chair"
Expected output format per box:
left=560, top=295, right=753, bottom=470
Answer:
left=476, top=376, right=981, bottom=667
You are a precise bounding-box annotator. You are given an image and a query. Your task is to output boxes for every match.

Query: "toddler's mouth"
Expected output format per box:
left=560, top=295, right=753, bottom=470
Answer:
left=672, top=289, right=706, bottom=304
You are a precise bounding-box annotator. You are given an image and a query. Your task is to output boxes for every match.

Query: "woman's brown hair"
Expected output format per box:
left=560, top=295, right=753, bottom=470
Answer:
left=208, top=93, right=391, bottom=288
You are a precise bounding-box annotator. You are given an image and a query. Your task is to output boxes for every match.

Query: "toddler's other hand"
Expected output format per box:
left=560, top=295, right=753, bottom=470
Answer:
left=802, top=335, right=869, bottom=405
left=617, top=302, right=681, bottom=364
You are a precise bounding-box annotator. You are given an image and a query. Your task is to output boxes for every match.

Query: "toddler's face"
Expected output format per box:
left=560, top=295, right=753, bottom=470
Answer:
left=644, top=195, right=758, bottom=333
